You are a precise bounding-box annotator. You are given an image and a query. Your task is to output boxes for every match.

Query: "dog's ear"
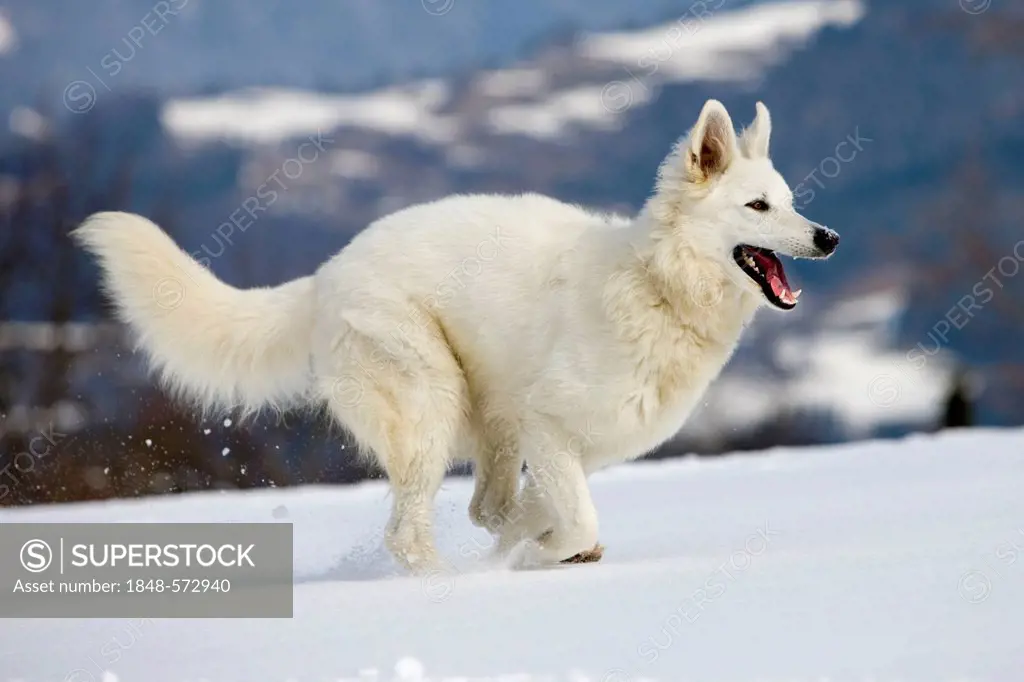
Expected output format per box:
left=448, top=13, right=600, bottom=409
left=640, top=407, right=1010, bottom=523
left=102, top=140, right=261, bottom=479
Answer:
left=686, top=99, right=737, bottom=181
left=739, top=101, right=771, bottom=159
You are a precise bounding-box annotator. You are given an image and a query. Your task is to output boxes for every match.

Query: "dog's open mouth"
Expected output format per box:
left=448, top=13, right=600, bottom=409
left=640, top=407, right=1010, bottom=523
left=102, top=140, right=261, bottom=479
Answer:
left=732, top=245, right=801, bottom=310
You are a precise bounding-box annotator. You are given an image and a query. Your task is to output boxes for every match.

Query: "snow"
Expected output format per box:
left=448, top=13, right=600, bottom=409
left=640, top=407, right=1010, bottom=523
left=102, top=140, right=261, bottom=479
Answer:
left=683, top=288, right=949, bottom=442
left=162, top=82, right=457, bottom=145
left=782, top=333, right=949, bottom=433
left=8, top=107, right=46, bottom=140
left=329, top=149, right=381, bottom=180
left=3, top=428, right=1023, bottom=681
left=0, top=401, right=85, bottom=435
left=778, top=289, right=950, bottom=434
left=0, top=321, right=119, bottom=352
left=475, top=68, right=549, bottom=99
left=487, top=86, right=626, bottom=140
left=0, top=10, right=16, bottom=55
left=581, top=0, right=864, bottom=84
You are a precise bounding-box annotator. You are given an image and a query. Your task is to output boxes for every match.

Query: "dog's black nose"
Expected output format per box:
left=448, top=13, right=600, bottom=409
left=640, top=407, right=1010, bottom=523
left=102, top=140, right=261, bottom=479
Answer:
left=813, top=227, right=840, bottom=256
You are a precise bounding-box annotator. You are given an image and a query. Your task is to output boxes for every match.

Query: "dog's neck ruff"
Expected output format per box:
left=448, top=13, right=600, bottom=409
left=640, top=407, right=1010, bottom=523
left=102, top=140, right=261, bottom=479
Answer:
left=599, top=211, right=759, bottom=358
left=618, top=208, right=756, bottom=328
left=593, top=213, right=759, bottom=432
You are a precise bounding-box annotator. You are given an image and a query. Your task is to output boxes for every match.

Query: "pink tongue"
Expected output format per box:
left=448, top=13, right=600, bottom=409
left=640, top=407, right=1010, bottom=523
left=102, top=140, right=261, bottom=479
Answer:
left=769, top=274, right=787, bottom=297
left=769, top=273, right=797, bottom=305
left=753, top=251, right=797, bottom=305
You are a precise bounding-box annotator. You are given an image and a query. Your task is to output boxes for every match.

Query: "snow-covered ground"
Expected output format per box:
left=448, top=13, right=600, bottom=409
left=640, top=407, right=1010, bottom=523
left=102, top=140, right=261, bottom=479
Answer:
left=3, top=428, right=1023, bottom=681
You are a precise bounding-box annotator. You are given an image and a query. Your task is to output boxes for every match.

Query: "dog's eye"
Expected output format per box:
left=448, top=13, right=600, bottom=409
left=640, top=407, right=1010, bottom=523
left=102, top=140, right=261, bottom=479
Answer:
left=746, top=200, right=770, bottom=212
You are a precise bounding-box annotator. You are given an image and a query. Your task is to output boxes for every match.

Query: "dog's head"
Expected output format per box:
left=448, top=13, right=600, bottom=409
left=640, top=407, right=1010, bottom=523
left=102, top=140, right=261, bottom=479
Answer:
left=648, top=99, right=839, bottom=311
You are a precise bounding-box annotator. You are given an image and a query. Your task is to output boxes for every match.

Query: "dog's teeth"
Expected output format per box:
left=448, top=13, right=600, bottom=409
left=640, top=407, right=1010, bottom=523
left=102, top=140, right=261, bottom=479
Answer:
left=792, top=289, right=802, bottom=299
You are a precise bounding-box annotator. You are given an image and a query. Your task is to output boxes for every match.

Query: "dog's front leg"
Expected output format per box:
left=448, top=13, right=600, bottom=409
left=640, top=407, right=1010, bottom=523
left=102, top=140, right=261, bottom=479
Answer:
left=493, top=471, right=554, bottom=557
left=508, top=454, right=599, bottom=567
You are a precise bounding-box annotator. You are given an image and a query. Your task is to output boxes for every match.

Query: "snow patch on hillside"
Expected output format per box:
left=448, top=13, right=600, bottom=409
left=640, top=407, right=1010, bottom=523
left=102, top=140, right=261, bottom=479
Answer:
left=0, top=10, right=16, bottom=55
left=487, top=85, right=624, bottom=139
left=582, top=0, right=864, bottom=82
left=162, top=82, right=457, bottom=145
left=683, top=287, right=949, bottom=444
left=780, top=289, right=950, bottom=434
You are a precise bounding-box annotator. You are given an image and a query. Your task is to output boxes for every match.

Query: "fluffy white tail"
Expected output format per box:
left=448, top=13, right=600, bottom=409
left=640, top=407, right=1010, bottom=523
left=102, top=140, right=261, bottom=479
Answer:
left=72, top=211, right=317, bottom=417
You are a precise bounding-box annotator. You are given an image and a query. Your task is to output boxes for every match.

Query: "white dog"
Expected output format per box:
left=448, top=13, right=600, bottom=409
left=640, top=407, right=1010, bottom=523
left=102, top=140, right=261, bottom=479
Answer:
left=73, top=99, right=838, bottom=573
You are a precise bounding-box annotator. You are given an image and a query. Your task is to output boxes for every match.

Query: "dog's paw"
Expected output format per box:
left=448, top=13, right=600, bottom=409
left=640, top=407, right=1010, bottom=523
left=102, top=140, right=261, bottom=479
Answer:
left=560, top=542, right=605, bottom=564
left=509, top=531, right=604, bottom=569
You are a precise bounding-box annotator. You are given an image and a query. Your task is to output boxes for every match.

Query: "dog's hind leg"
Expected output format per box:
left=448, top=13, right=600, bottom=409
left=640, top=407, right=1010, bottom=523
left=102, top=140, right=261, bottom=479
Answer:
left=318, top=320, right=468, bottom=574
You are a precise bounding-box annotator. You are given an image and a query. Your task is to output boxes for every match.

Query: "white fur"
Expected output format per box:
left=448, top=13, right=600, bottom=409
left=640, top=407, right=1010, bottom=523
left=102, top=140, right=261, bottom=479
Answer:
left=73, top=100, right=837, bottom=572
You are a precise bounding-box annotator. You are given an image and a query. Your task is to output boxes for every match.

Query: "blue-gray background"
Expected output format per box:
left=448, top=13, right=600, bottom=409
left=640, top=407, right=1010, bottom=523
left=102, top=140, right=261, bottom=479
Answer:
left=0, top=0, right=1020, bottom=504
